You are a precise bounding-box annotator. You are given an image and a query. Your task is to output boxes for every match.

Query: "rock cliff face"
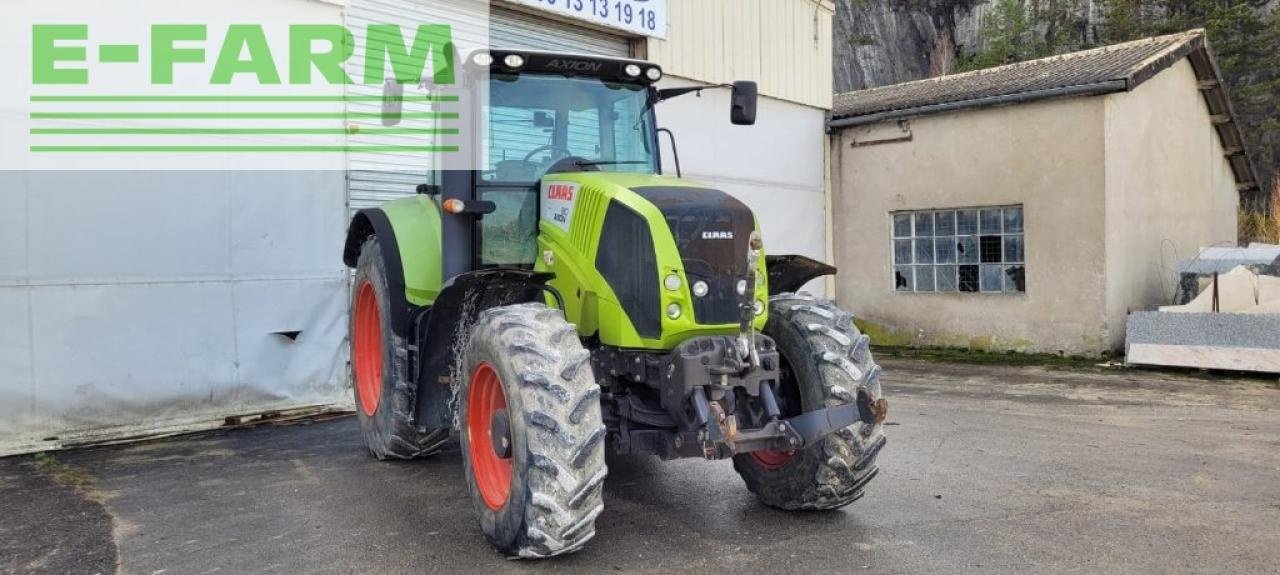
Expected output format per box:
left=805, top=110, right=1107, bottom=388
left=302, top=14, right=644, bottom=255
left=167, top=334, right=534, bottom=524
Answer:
left=834, top=0, right=1279, bottom=93
left=834, top=0, right=986, bottom=92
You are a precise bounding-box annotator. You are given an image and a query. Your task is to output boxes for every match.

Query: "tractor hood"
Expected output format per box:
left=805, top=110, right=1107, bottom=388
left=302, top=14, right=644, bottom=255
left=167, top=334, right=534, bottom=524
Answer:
left=536, top=172, right=768, bottom=349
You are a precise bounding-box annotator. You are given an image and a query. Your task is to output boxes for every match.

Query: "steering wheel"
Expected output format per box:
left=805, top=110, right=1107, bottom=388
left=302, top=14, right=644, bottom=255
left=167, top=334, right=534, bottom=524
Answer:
left=523, top=144, right=575, bottom=164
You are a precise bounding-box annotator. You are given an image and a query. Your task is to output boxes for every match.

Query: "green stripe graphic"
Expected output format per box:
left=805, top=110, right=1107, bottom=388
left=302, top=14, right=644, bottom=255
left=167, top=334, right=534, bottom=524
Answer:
left=30, top=112, right=459, bottom=120
left=30, top=95, right=459, bottom=102
left=31, top=127, right=460, bottom=135
left=30, top=145, right=460, bottom=153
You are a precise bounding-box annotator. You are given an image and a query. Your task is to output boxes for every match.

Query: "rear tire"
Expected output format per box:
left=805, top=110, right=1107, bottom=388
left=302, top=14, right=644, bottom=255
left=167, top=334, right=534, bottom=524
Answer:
left=350, top=236, right=449, bottom=460
left=733, top=292, right=887, bottom=510
left=459, top=303, right=606, bottom=558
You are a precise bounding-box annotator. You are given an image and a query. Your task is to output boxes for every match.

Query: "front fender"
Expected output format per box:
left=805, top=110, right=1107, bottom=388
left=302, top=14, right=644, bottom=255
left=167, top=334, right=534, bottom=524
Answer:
left=765, top=255, right=837, bottom=295
left=343, top=196, right=444, bottom=337
left=413, top=268, right=557, bottom=428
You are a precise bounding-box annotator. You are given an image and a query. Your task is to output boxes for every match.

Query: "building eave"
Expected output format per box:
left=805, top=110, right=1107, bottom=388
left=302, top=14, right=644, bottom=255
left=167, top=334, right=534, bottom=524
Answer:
left=828, top=31, right=1261, bottom=195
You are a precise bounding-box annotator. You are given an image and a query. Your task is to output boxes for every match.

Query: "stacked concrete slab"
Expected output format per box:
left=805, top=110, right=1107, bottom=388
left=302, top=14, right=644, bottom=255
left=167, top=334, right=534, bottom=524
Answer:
left=1128, top=244, right=1280, bottom=374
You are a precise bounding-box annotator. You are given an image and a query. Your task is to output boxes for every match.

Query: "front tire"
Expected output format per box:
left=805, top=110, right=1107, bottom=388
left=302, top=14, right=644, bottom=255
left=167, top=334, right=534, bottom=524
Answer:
left=459, top=303, right=606, bottom=558
left=733, top=292, right=887, bottom=510
left=350, top=236, right=449, bottom=459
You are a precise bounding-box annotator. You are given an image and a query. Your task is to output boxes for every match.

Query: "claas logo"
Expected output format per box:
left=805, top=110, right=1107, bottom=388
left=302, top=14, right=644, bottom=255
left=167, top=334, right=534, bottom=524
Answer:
left=547, top=184, right=575, bottom=201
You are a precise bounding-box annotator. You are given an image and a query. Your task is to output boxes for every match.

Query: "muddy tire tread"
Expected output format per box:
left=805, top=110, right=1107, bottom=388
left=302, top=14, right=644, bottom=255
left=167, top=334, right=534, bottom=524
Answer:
left=732, top=292, right=887, bottom=510
left=463, top=303, right=606, bottom=558
left=352, top=237, right=449, bottom=460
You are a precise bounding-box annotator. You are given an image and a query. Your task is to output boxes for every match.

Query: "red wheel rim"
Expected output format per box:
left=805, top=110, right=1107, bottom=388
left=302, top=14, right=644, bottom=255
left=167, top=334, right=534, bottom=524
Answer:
left=353, top=281, right=383, bottom=417
left=752, top=449, right=794, bottom=470
left=467, top=362, right=512, bottom=511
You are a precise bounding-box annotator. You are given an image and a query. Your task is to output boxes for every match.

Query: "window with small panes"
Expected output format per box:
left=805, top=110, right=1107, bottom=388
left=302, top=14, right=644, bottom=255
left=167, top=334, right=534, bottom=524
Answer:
left=891, top=206, right=1025, bottom=293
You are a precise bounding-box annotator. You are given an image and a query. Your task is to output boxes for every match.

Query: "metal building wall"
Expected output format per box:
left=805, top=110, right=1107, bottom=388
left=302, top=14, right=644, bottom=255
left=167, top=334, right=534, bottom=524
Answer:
left=644, top=0, right=834, bottom=111
left=489, top=6, right=631, bottom=56
left=345, top=0, right=494, bottom=213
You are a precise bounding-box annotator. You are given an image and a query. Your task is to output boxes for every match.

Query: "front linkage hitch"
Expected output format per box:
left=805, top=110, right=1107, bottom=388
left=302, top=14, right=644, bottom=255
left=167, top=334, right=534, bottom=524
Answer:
left=595, top=334, right=887, bottom=460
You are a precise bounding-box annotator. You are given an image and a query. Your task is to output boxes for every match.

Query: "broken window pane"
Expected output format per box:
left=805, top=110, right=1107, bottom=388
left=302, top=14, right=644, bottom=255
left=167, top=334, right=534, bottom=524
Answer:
left=1003, top=235, right=1024, bottom=263
left=980, top=235, right=1002, bottom=263
left=980, top=265, right=1003, bottom=292
left=935, top=237, right=957, bottom=263
left=1003, top=207, right=1024, bottom=234
left=1004, top=265, right=1026, bottom=292
left=914, top=212, right=934, bottom=236
left=894, top=266, right=913, bottom=291
left=894, top=239, right=913, bottom=264
left=958, top=265, right=979, bottom=292
left=893, top=213, right=911, bottom=238
left=936, top=265, right=958, bottom=291
left=914, top=266, right=935, bottom=291
left=957, top=235, right=979, bottom=263
left=914, top=238, right=935, bottom=264
left=980, top=209, right=1002, bottom=233
left=957, top=210, right=978, bottom=235
left=935, top=211, right=956, bottom=236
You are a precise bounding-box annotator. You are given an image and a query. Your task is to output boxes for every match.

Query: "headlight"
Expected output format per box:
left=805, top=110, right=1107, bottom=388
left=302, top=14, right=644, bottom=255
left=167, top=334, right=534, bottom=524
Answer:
left=692, top=281, right=709, bottom=297
left=471, top=52, right=493, bottom=67
left=503, top=54, right=526, bottom=69
left=753, top=300, right=765, bottom=316
left=664, top=273, right=682, bottom=292
left=666, top=303, right=682, bottom=320
left=736, top=279, right=748, bottom=295
left=624, top=64, right=642, bottom=77
left=645, top=67, right=663, bottom=81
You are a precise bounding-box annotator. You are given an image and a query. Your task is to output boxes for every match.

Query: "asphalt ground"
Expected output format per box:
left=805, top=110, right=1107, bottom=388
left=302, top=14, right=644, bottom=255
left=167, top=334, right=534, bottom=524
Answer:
left=3, top=359, right=1280, bottom=574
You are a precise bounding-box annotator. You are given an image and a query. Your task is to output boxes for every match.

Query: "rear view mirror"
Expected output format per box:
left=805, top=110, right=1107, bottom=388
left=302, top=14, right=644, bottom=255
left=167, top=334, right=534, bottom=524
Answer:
left=381, top=79, right=404, bottom=127
left=533, top=111, right=555, bottom=128
left=730, top=81, right=758, bottom=125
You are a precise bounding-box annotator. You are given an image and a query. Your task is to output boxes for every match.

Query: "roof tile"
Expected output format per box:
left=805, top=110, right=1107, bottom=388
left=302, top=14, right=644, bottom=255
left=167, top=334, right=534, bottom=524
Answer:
left=832, top=31, right=1203, bottom=120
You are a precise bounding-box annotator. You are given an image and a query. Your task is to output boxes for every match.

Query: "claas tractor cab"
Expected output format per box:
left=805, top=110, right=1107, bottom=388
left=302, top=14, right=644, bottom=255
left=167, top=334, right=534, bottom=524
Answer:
left=342, top=49, right=888, bottom=558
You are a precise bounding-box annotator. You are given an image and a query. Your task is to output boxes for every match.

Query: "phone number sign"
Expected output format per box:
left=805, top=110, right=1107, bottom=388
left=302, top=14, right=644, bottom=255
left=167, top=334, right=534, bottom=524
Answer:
left=506, top=0, right=667, bottom=39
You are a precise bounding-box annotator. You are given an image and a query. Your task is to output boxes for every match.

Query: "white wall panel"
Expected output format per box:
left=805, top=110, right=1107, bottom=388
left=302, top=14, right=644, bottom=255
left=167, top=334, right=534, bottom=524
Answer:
left=29, top=282, right=239, bottom=426
left=0, top=173, right=27, bottom=282
left=228, top=172, right=348, bottom=276
left=655, top=78, right=826, bottom=189
left=0, top=289, right=33, bottom=431
left=25, top=172, right=231, bottom=282
left=231, top=279, right=349, bottom=401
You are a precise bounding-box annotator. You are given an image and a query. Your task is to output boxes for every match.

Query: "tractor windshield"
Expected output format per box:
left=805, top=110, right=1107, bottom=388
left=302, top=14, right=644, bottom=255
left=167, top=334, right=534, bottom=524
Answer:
left=482, top=73, right=658, bottom=183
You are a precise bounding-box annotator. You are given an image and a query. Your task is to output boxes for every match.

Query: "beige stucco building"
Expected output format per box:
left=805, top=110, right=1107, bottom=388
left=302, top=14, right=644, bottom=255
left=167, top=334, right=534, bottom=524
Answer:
left=827, top=31, right=1260, bottom=355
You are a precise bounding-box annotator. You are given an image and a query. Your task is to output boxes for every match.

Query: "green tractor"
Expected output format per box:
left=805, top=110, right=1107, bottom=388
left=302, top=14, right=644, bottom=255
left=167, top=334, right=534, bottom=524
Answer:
left=342, top=49, right=888, bottom=558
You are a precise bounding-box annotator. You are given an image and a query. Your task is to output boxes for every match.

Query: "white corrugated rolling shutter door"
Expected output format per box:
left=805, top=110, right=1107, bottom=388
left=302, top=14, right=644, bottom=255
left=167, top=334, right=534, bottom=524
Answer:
left=489, top=6, right=631, bottom=56
left=345, top=3, right=631, bottom=214
left=344, top=0, right=489, bottom=214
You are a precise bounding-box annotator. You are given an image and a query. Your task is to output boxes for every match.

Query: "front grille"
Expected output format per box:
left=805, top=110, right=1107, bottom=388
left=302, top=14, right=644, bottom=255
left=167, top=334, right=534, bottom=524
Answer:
left=631, top=186, right=755, bottom=325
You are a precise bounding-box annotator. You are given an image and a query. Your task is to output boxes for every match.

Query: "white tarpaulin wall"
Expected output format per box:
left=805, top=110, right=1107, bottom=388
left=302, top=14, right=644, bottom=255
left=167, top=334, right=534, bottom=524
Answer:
left=0, top=172, right=353, bottom=455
